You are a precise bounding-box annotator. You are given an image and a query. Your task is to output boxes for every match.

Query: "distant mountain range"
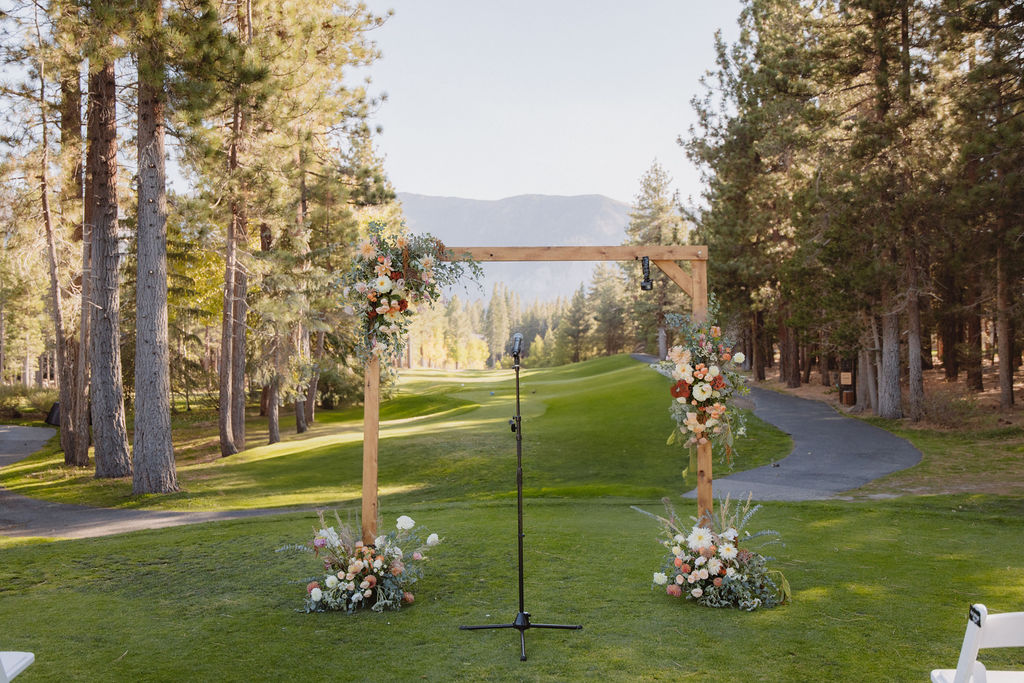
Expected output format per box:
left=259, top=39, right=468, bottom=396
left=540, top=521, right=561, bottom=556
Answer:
left=397, top=192, right=631, bottom=302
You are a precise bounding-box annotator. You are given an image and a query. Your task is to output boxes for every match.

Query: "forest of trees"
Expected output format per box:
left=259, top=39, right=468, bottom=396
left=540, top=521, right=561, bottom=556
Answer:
left=683, top=0, right=1022, bottom=419
left=0, top=0, right=1020, bottom=497
left=0, top=0, right=393, bottom=490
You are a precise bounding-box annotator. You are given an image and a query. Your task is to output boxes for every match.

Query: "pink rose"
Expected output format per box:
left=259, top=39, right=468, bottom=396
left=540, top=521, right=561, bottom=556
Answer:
left=666, top=585, right=682, bottom=598
left=306, top=581, right=319, bottom=594
left=402, top=591, right=415, bottom=604
left=413, top=552, right=423, bottom=561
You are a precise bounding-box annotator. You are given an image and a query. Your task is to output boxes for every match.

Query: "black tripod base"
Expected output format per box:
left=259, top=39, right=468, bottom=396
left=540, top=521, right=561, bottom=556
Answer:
left=460, top=612, right=583, bottom=661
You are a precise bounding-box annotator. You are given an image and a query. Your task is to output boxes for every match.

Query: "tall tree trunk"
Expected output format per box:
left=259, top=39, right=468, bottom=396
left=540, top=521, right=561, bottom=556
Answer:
left=88, top=58, right=131, bottom=478
left=35, top=23, right=86, bottom=466
left=801, top=344, right=813, bottom=385
left=230, top=239, right=248, bottom=448
left=218, top=207, right=237, bottom=456
left=752, top=310, right=765, bottom=381
left=305, top=330, right=324, bottom=423
left=906, top=299, right=924, bottom=421
left=294, top=326, right=308, bottom=434
left=965, top=286, right=983, bottom=391
left=228, top=0, right=253, bottom=452
left=267, top=378, right=280, bottom=444
left=73, top=70, right=94, bottom=468
left=857, top=346, right=874, bottom=411
left=996, top=243, right=1014, bottom=409
left=906, top=280, right=924, bottom=423
left=134, top=0, right=178, bottom=494
left=878, top=292, right=903, bottom=419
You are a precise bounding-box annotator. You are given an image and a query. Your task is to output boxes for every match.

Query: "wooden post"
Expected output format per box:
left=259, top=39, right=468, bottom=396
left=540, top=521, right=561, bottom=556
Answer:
left=697, top=441, right=713, bottom=526
left=361, top=354, right=380, bottom=544
left=691, top=251, right=708, bottom=323
left=691, top=249, right=712, bottom=523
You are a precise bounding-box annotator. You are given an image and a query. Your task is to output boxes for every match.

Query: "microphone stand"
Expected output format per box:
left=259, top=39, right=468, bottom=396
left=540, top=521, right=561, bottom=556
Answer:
left=459, top=343, right=582, bottom=661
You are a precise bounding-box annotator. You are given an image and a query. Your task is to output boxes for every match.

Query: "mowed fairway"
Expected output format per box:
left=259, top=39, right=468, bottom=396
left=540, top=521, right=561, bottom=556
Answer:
left=0, top=356, right=787, bottom=511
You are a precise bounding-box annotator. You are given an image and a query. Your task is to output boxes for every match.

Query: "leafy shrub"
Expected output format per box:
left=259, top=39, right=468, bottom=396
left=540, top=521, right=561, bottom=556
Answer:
left=27, top=389, right=58, bottom=415
left=0, top=386, right=26, bottom=418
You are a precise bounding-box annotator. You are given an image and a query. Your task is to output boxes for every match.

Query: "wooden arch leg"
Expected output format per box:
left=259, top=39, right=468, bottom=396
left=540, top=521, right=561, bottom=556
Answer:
left=362, top=355, right=380, bottom=544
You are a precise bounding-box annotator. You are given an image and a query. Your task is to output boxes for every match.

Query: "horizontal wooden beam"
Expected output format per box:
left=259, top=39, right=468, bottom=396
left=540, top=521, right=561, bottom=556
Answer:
left=442, top=245, right=708, bottom=262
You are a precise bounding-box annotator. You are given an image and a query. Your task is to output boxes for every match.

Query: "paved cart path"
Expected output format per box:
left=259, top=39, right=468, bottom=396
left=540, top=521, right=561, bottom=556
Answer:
left=0, top=425, right=308, bottom=539
left=2, top=365, right=922, bottom=539
left=682, top=385, right=922, bottom=501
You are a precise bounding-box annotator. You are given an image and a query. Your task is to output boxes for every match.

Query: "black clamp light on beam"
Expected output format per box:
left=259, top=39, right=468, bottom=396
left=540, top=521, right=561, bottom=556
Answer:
left=640, top=256, right=653, bottom=291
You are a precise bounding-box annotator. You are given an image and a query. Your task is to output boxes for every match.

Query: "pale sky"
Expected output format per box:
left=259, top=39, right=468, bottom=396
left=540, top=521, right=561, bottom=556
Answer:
left=360, top=1, right=743, bottom=205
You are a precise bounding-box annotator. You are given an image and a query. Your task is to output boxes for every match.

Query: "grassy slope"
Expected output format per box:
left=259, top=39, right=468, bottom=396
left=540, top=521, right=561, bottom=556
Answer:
left=0, top=356, right=786, bottom=510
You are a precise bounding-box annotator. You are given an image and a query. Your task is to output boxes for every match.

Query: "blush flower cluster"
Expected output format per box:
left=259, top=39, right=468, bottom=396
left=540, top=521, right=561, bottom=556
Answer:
left=652, top=306, right=749, bottom=467
left=637, top=497, right=789, bottom=612
left=342, top=221, right=478, bottom=361
left=302, top=511, right=441, bottom=614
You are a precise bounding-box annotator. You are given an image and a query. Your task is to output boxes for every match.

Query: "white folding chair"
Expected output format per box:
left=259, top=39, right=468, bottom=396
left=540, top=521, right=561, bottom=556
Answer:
left=0, top=649, right=34, bottom=682
left=931, top=604, right=1024, bottom=682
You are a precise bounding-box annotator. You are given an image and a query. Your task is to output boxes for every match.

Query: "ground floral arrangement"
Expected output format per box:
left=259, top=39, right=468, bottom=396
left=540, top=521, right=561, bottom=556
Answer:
left=342, top=221, right=478, bottom=361
left=635, top=496, right=789, bottom=611
left=294, top=511, right=441, bottom=613
left=651, top=300, right=749, bottom=476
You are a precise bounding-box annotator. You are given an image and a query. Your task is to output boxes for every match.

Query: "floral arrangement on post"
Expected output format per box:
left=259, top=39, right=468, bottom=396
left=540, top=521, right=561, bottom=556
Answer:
left=651, top=300, right=749, bottom=477
left=300, top=511, right=441, bottom=613
left=342, top=221, right=479, bottom=361
left=633, top=495, right=789, bottom=611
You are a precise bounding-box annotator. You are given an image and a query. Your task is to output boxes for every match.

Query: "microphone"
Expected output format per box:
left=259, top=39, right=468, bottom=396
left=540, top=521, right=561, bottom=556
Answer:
left=510, top=332, right=523, bottom=357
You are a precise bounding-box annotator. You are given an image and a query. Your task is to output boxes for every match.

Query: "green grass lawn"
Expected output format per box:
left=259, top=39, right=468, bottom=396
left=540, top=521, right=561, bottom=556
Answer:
left=3, top=355, right=1024, bottom=681
left=3, top=498, right=1023, bottom=681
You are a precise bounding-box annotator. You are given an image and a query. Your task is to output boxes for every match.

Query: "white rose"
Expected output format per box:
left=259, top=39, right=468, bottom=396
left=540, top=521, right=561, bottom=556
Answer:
left=691, top=588, right=703, bottom=598
left=325, top=575, right=339, bottom=589
left=693, top=382, right=713, bottom=401
left=699, top=568, right=709, bottom=580
left=675, top=574, right=686, bottom=585
left=364, top=589, right=373, bottom=598
left=359, top=580, right=370, bottom=590
left=426, top=533, right=440, bottom=546
left=396, top=515, right=415, bottom=530
left=653, top=572, right=668, bottom=585
left=310, top=588, right=322, bottom=602
left=707, top=365, right=720, bottom=378
left=671, top=545, right=682, bottom=557
left=733, top=352, right=745, bottom=364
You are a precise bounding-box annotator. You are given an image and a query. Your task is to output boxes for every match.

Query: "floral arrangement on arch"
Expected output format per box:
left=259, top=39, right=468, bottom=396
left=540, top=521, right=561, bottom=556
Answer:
left=651, top=300, right=749, bottom=473
left=634, top=496, right=789, bottom=611
left=299, top=511, right=441, bottom=613
left=342, top=221, right=479, bottom=361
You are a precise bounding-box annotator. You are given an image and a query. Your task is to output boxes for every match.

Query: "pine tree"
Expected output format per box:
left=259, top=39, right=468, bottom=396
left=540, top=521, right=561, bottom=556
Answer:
left=624, top=162, right=689, bottom=359
left=132, top=0, right=176, bottom=492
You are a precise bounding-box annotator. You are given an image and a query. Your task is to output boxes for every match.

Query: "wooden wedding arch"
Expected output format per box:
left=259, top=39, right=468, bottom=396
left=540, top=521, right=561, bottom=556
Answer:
left=360, top=245, right=711, bottom=543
